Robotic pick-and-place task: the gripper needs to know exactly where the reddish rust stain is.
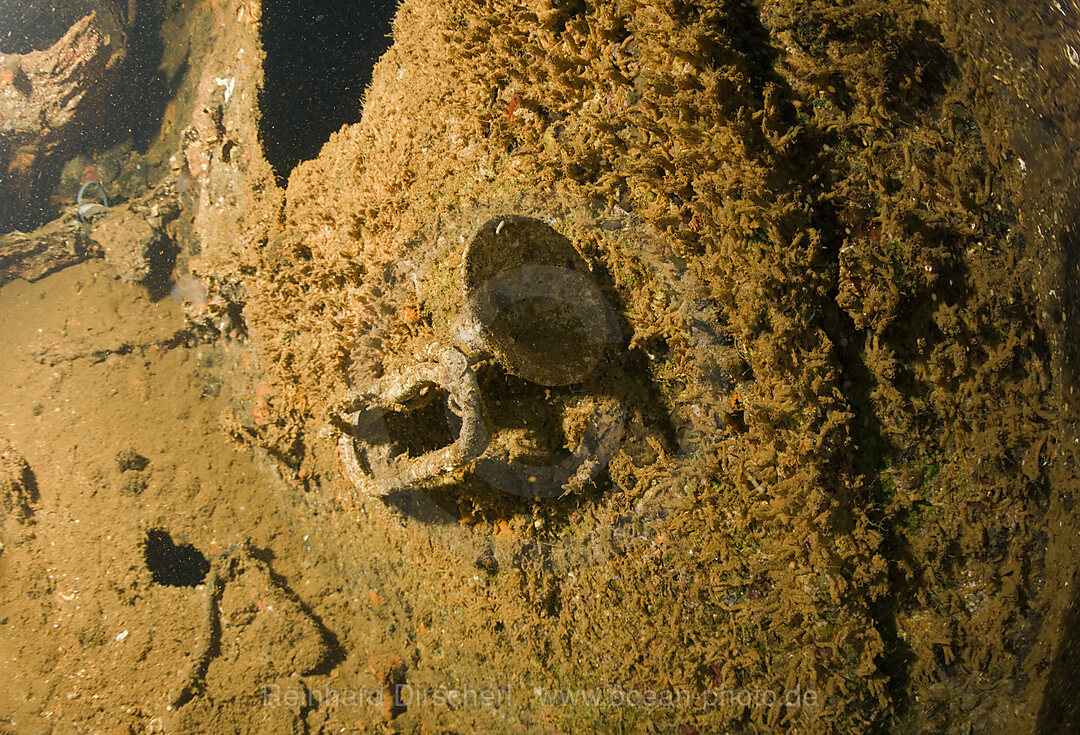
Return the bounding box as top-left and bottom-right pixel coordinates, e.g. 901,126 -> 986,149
80,164 -> 99,185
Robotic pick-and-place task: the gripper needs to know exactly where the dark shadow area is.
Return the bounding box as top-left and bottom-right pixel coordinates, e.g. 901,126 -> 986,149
384,388 -> 457,459
718,0 -> 786,100
0,0 -> 176,233
1035,573 -> 1080,734
259,0 -> 398,185
143,234 -> 180,302
821,214 -> 972,733
143,528 -> 210,587
97,0 -> 175,152
1056,202 -> 1080,404
829,311 -> 917,733
19,463 -> 40,508
0,0 -> 94,54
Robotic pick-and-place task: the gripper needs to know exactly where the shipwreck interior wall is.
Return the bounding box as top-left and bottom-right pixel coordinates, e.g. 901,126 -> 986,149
0,0 -> 1077,733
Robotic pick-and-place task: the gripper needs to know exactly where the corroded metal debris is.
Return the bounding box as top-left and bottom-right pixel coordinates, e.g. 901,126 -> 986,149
338,215 -> 625,500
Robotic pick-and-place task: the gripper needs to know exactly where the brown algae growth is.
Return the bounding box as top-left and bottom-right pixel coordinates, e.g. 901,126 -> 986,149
0,0 -> 1076,733
220,0 -> 1080,732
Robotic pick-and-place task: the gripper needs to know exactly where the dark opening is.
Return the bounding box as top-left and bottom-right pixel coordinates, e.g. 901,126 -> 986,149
143,234 -> 180,302
384,388 -> 457,458
0,2 -> 172,233
100,3 -> 172,152
0,1 -> 90,55
259,0 -> 398,185
143,529 -> 210,587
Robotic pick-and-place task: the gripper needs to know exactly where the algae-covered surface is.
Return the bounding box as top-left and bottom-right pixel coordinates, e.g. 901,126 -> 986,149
0,0 -> 1077,733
